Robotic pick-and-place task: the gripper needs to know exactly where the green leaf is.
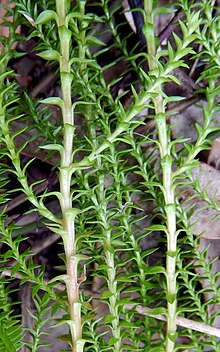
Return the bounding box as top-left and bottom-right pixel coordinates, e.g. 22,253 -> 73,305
86,35 -> 105,47
81,301 -> 93,311
167,250 -> 178,258
168,332 -> 178,343
0,325 -> 17,352
76,339 -> 87,350
149,347 -> 165,352
108,337 -> 119,346
116,276 -> 135,283
97,264 -> 111,270
104,314 -> 116,324
39,97 -> 64,109
147,266 -> 166,275
49,274 -> 69,284
58,26 -> 72,43
65,208 -> 81,219
69,57 -> 96,66
177,306 -> 198,314
71,253 -> 90,265
147,307 -> 167,316
141,248 -> 158,259
61,72 -> 73,86
32,284 -> 41,297
111,239 -> 126,246
37,49 -> 60,61
116,298 -> 137,306
166,293 -> 176,304
104,244 -> 115,253
119,321 -> 139,328
39,143 -> 64,153
147,224 -> 167,232
101,291 -> 114,299
35,10 -> 57,25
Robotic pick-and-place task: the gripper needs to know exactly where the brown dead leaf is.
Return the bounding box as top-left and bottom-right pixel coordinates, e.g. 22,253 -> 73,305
0,0 -> 20,53
171,100 -> 205,145
181,161 -> 220,327
0,0 -> 14,37
182,162 -> 220,239
196,239 -> 220,328
208,138 -> 220,169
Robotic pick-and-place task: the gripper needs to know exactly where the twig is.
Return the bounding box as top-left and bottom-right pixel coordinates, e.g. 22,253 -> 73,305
125,305 -> 220,338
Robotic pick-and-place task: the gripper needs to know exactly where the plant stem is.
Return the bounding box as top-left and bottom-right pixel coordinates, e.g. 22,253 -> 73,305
56,1 -> 82,351
144,1 -> 177,350
84,109 -> 121,351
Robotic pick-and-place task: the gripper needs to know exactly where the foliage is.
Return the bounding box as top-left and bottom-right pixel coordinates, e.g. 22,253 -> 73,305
0,0 -> 220,351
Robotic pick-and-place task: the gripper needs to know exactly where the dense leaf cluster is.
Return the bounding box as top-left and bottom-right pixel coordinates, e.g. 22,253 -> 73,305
0,1 -> 220,351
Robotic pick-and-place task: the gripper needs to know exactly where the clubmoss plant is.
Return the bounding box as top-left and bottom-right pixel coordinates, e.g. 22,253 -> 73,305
1,0 -> 220,351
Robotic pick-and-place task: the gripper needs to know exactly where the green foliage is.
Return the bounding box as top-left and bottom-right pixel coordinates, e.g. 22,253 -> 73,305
24,293 -> 53,351
0,280 -> 24,351
0,0 -> 220,351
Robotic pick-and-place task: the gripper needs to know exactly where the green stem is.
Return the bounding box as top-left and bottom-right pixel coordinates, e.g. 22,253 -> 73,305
85,116 -> 121,350
73,2 -> 122,346
105,230 -> 121,351
56,1 -> 83,351
112,150 -> 150,349
77,0 -> 87,80
144,1 -> 177,351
